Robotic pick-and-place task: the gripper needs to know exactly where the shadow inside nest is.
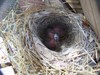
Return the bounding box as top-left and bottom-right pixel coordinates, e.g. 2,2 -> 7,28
35,13 -> 76,52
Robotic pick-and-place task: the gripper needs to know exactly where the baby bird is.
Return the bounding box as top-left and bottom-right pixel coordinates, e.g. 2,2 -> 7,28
44,25 -> 65,51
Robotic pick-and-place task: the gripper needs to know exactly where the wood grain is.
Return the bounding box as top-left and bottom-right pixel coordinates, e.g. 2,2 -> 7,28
80,0 -> 100,39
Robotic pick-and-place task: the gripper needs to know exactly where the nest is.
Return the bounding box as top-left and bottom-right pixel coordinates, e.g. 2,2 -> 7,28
34,13 -> 76,51
0,1 -> 100,75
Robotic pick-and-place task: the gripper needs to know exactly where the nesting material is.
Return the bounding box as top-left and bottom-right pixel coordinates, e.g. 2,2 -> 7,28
0,2 -> 100,75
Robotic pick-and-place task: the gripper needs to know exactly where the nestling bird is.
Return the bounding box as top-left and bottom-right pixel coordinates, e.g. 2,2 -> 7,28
44,25 -> 66,51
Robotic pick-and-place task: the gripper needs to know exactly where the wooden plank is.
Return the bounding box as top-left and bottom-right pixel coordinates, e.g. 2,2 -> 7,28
69,4 -> 81,8
66,0 -> 82,13
66,0 -> 79,4
80,0 -> 100,39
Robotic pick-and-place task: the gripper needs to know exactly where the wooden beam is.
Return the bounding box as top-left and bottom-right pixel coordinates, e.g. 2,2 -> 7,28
80,0 -> 100,39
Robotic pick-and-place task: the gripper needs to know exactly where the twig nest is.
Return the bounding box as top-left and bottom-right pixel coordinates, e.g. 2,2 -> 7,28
29,11 -> 97,70
0,1 -> 99,75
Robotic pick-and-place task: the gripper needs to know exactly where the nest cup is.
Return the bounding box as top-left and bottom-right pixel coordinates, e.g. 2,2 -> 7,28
35,13 -> 76,52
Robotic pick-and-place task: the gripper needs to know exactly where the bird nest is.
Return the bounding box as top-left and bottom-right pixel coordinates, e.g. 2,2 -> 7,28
0,5 -> 100,75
